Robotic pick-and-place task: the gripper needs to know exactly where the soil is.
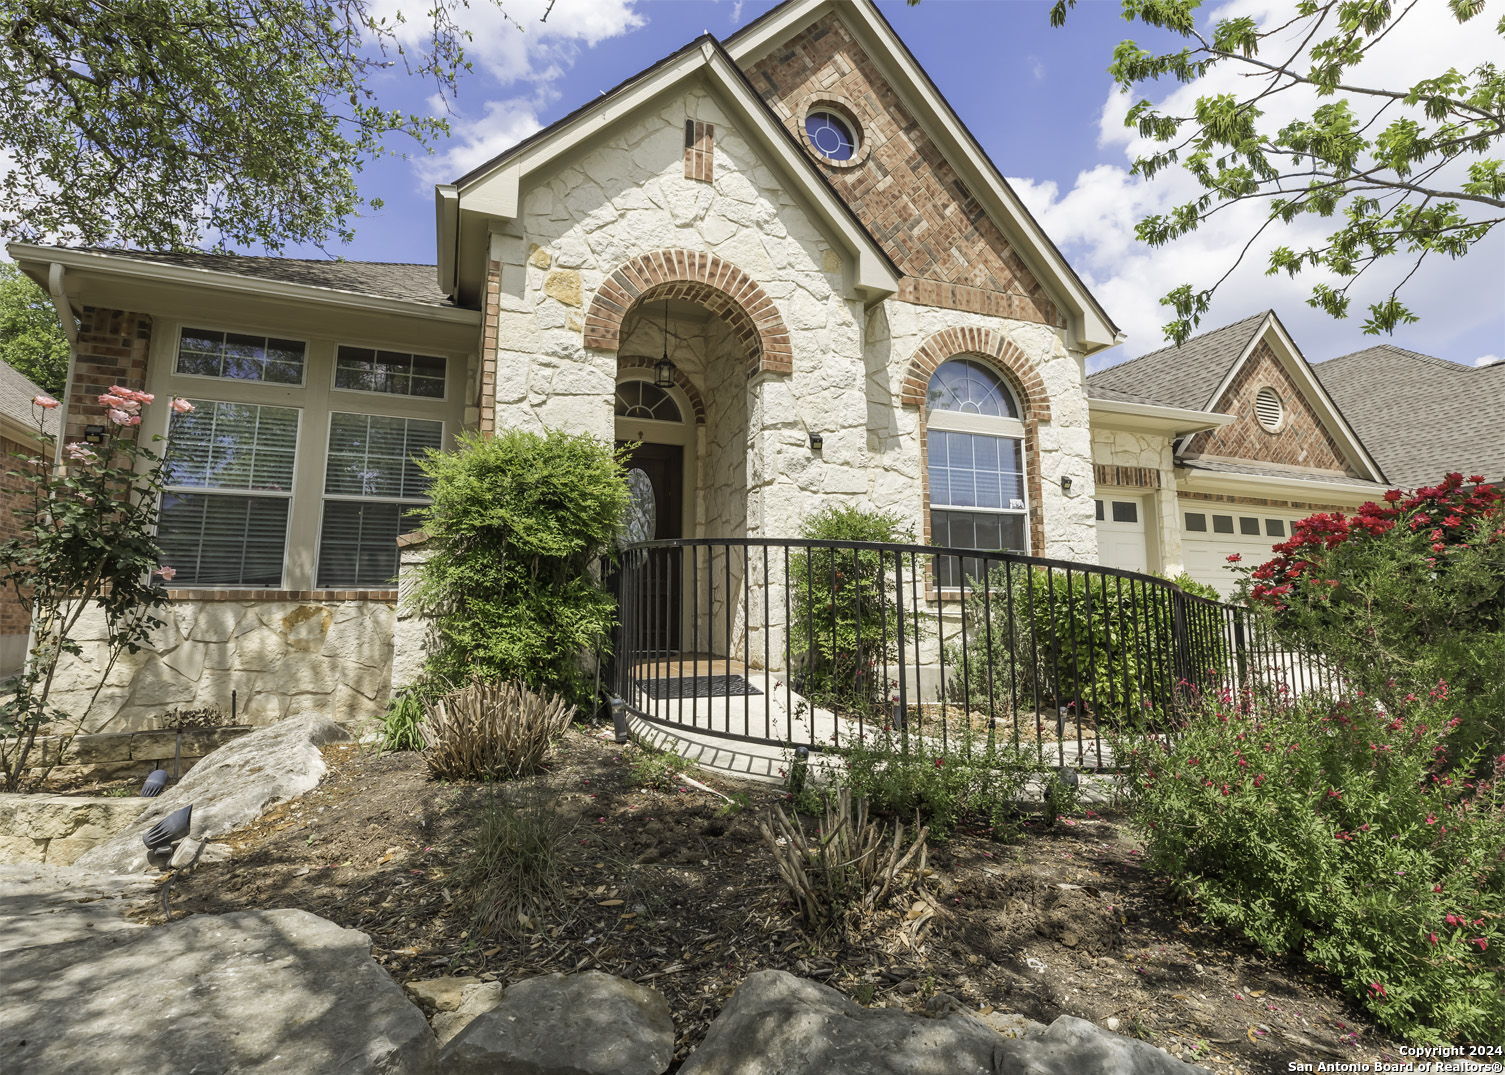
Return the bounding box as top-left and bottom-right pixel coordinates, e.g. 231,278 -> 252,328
163,725 -> 1407,1073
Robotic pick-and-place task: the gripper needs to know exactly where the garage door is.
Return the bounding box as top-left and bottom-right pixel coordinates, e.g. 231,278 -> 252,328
1096,496 -> 1148,574
1180,507 -> 1299,596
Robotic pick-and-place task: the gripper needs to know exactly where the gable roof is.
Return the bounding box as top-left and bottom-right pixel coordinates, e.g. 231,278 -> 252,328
726,0 -> 1120,353
445,34 -> 899,302
1314,344 -> 1505,488
64,248 -> 455,307
1086,313 -> 1267,411
0,358 -> 60,440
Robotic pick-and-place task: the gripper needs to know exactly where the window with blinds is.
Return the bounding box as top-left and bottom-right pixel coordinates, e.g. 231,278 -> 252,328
317,413 -> 443,587
157,400 -> 300,586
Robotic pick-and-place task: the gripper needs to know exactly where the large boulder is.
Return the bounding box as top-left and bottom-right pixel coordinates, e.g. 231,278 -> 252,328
679,970 -> 1209,1075
0,863 -> 153,953
439,970 -> 674,1075
2,908 -> 436,1075
73,715 -> 351,873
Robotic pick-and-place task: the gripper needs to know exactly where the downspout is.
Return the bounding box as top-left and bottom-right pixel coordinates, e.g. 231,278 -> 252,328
45,262 -> 78,464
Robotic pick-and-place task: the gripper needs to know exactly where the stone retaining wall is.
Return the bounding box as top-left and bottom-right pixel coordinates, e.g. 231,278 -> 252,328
0,794 -> 143,865
4,725 -> 252,783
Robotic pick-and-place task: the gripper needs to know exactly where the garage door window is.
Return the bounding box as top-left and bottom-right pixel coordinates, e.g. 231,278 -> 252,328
1184,512 -> 1207,532
1213,515 -> 1235,534
1266,519 -> 1286,536
1239,516 -> 1261,535
926,358 -> 1027,586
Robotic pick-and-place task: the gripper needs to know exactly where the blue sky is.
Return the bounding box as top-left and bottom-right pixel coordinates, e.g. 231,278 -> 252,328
295,0 -> 1504,371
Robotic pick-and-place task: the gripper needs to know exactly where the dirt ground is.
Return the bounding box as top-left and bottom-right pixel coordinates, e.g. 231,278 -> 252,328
163,724 -> 1409,1073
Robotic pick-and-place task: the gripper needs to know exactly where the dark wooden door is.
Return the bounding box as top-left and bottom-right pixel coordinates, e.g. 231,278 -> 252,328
618,442 -> 682,653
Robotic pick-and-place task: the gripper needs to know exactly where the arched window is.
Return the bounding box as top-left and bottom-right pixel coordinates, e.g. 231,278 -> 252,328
926,358 -> 1027,583
614,380 -> 682,423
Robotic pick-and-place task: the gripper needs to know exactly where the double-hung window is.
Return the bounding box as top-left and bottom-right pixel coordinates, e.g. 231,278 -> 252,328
925,358 -> 1028,587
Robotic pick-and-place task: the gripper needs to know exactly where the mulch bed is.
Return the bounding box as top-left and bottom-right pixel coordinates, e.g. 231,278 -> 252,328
162,725 -> 1408,1072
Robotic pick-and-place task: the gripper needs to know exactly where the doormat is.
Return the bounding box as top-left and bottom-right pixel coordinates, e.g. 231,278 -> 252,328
640,674 -> 763,700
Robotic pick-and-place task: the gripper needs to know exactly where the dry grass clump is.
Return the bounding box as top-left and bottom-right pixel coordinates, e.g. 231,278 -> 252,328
759,787 -> 931,936
459,790 -> 578,937
422,678 -> 574,781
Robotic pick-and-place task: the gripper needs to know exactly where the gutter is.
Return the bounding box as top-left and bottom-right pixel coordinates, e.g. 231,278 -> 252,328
1087,396 -> 1234,435
1177,465 -> 1388,500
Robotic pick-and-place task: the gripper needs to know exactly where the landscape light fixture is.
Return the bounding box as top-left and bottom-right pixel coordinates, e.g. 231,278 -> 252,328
654,299 -> 675,387
809,432 -> 824,451
140,769 -> 170,797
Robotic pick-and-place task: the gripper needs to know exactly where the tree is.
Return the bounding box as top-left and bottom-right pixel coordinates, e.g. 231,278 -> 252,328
0,263 -> 69,396
1051,0 -> 1505,343
0,1 -> 513,252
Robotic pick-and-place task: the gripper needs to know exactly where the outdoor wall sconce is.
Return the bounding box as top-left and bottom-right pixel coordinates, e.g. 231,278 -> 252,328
1060,475 -> 1073,494
84,425 -> 107,445
809,432 -> 824,451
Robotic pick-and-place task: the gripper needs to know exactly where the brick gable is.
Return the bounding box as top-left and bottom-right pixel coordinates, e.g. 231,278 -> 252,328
1184,339 -> 1359,475
744,14 -> 1058,327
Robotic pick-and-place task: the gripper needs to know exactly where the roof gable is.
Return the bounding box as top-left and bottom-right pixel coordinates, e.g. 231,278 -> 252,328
727,0 -> 1119,353
1087,313 -> 1266,411
444,36 -> 898,304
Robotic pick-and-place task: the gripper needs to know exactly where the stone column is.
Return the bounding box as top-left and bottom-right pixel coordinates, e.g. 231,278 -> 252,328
392,534 -> 437,691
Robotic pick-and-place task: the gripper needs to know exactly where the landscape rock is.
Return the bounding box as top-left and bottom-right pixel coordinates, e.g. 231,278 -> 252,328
0,863 -> 153,953
73,715 -> 351,873
432,980 -> 507,1045
679,970 -> 1209,1075
2,908 -> 436,1074
404,974 -> 482,1013
439,970 -> 673,1075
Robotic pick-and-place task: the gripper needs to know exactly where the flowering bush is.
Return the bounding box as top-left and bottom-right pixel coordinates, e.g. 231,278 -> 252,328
0,389 -> 189,790
1119,691 -> 1504,1043
1239,473 -> 1505,760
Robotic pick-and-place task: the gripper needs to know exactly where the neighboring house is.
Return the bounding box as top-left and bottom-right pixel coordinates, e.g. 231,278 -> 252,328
1,360 -> 60,677
0,0 -> 1491,727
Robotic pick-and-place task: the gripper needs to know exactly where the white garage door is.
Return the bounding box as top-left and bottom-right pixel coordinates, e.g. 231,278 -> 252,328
1096,496 -> 1148,574
1181,506 -> 1300,596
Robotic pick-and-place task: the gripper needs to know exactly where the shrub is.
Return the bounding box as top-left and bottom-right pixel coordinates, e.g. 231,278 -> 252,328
838,724 -> 1046,839
1238,473 -> 1505,761
422,678 -> 574,781
789,505 -> 912,717
628,743 -> 696,790
1119,691 -> 1504,1044
378,683 -> 437,753
759,787 -> 931,936
413,428 -> 630,704
458,790 -> 577,937
946,565 -> 1231,726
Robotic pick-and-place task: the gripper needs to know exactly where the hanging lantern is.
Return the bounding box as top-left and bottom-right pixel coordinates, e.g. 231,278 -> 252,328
654,299 -> 675,387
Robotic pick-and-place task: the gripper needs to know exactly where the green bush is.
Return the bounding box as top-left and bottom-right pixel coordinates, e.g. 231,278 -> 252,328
1119,691 -> 1504,1044
837,725 -> 1048,838
789,505 -> 912,717
379,681 -> 444,752
946,565 -> 1231,725
1239,474 -> 1505,761
413,429 -> 630,703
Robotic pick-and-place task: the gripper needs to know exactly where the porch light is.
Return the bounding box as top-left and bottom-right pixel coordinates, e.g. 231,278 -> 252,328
1059,475 -> 1073,494
809,432 -> 824,451
654,299 -> 675,387
84,424 -> 107,445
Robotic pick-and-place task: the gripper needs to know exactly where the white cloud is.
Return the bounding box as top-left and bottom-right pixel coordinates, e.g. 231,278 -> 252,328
390,0 -> 645,184
1016,0 -> 1503,367
1475,354 -> 1504,368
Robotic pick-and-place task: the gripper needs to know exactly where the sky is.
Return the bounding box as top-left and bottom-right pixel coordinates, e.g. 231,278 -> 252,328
284,0 -> 1503,371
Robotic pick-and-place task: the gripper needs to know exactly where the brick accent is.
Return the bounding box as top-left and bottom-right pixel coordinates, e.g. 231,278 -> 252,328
164,588 -> 397,603
901,327 -> 1050,557
1095,463 -> 1160,489
479,257 -> 503,435
1183,340 -> 1359,475
66,307 -> 152,444
747,14 -> 1058,327
683,119 -> 715,182
1177,490 -> 1355,513
0,433 -> 43,652
583,250 -> 793,375
617,355 -> 707,423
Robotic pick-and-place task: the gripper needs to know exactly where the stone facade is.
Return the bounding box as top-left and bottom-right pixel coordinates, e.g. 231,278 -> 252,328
0,794 -> 141,865
1183,340 -> 1358,474
48,595 -> 394,733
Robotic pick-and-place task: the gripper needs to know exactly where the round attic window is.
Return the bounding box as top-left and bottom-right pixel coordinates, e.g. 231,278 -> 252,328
804,110 -> 858,162
1255,386 -> 1285,432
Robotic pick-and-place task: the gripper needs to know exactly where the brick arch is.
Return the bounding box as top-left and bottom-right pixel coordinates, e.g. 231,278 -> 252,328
616,356 -> 707,424
899,326 -> 1051,422
901,327 -> 1051,559
583,250 -> 794,376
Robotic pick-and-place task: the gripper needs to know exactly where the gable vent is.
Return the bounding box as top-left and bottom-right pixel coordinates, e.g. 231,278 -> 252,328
1255,386 -> 1284,432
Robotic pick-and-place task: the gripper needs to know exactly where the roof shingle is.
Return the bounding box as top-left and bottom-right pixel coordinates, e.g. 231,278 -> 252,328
1086,312 -> 1268,411
1,359 -> 61,439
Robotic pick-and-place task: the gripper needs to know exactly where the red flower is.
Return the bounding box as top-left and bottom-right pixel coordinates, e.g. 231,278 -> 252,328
1368,982 -> 1386,998
1473,938 -> 1489,952
1225,553 -> 1242,563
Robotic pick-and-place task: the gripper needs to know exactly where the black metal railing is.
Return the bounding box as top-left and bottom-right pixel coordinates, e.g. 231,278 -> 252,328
606,537 -> 1338,768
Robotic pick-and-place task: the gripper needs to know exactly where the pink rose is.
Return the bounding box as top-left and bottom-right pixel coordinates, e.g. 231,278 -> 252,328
65,442 -> 97,462
32,394 -> 60,409
154,566 -> 177,581
124,415 -> 142,426
170,398 -> 195,414
99,394 -> 127,408
107,408 -> 131,425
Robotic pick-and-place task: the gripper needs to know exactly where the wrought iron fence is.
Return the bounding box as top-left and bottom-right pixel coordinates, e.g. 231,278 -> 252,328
605,538 -> 1338,768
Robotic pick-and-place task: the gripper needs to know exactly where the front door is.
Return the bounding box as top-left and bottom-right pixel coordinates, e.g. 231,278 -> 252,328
618,441 -> 683,653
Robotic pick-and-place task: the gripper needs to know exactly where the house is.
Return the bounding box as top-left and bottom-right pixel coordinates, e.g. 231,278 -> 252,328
1,0 -> 1488,730
1,360 -> 60,677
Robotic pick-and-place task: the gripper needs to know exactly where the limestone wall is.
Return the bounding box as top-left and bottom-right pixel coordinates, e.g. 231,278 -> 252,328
48,597 -> 394,733
0,794 -> 142,866
1090,427 -> 1183,575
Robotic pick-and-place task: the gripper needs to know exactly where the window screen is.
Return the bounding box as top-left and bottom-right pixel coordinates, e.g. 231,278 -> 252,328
176,328 -> 305,384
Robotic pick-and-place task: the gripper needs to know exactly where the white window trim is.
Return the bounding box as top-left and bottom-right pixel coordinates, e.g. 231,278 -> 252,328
926,380 -> 1030,558
147,317 -> 466,590
330,343 -> 453,404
